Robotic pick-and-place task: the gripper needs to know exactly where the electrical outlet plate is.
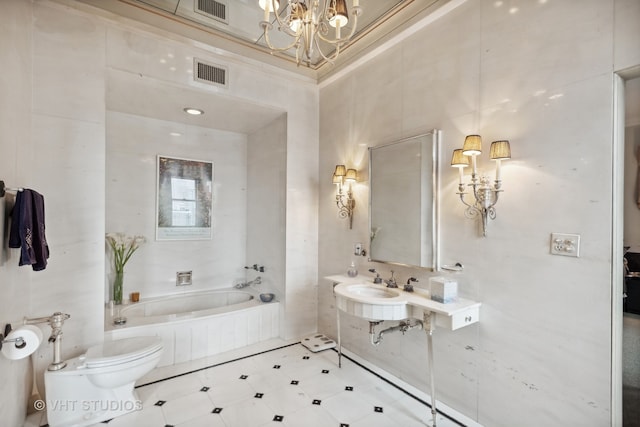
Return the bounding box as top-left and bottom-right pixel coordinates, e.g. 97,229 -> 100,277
550,233 -> 580,257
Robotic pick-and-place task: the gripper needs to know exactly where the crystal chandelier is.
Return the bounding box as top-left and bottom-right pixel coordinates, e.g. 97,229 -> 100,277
258,0 -> 362,66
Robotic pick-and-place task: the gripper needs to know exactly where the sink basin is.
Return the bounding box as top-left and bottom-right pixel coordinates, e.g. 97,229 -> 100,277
334,283 -> 408,320
346,285 -> 399,299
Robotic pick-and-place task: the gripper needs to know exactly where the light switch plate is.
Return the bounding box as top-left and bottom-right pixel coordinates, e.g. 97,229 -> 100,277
550,233 -> 580,257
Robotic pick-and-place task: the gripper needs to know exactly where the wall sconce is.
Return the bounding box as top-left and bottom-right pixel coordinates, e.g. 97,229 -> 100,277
451,135 -> 511,237
332,164 -> 357,229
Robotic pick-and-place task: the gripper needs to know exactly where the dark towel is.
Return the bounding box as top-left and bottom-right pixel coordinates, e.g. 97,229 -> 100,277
9,189 -> 50,271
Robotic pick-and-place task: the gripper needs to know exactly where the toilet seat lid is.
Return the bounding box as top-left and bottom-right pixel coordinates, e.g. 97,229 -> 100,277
84,336 -> 163,368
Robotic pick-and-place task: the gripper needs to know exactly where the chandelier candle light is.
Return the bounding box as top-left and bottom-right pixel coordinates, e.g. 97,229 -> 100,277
451,136 -> 511,237
258,0 -> 362,66
106,233 -> 146,304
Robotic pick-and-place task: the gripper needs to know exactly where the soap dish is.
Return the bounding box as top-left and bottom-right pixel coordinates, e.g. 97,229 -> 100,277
259,293 -> 275,303
113,316 -> 127,326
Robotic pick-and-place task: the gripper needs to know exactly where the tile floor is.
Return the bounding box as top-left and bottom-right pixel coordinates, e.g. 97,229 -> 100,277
26,339 -> 465,427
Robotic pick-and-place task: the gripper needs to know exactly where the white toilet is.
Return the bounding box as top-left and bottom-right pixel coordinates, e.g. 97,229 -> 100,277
44,336 -> 163,427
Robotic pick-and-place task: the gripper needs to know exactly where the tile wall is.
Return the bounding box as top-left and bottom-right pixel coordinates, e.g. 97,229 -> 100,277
106,111 -> 251,300
107,302 -> 280,367
318,0 -> 640,426
0,1 -> 319,426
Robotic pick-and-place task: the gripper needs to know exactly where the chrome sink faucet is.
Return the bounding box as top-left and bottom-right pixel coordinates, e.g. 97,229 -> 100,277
368,268 -> 383,284
404,277 -> 418,292
384,270 -> 398,288
235,276 -> 262,289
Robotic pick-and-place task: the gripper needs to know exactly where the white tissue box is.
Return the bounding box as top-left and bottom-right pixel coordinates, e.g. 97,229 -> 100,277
429,277 -> 458,303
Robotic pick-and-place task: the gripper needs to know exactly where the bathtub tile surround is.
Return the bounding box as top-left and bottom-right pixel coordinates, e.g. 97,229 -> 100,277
106,292 -> 280,367
23,341 -> 464,427
105,22 -> 317,340
106,110 -> 250,300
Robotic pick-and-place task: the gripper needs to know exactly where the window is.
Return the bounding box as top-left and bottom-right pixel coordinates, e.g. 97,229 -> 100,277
156,156 -> 213,240
171,178 -> 197,226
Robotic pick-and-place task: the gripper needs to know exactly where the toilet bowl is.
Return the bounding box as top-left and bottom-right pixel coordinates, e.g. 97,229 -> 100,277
44,336 -> 163,427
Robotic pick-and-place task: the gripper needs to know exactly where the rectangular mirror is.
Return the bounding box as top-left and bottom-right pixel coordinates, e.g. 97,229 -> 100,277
156,155 -> 213,240
368,131 -> 440,270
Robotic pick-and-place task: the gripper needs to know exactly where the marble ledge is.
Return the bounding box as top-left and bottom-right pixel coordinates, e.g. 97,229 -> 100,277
325,274 -> 482,330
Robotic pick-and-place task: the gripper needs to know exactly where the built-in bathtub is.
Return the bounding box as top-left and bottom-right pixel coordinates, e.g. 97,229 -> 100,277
118,290 -> 258,323
104,289 -> 280,367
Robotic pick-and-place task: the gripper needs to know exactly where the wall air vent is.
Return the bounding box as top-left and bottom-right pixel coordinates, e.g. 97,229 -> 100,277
194,59 -> 228,89
195,0 -> 228,24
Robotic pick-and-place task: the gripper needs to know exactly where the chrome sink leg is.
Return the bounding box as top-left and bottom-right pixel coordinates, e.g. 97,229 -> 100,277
333,282 -> 343,368
337,307 -> 342,368
424,312 -> 437,427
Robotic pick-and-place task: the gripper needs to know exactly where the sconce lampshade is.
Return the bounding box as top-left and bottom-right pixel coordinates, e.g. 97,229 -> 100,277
258,0 -> 280,11
345,169 -> 357,182
334,164 -> 347,177
462,134 -> 482,156
329,0 -> 349,28
450,149 -> 470,168
332,174 -> 342,185
490,140 -> 511,160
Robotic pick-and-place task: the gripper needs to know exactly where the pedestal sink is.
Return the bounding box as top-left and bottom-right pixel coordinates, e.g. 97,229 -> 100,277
329,275 -> 482,427
333,283 -> 408,320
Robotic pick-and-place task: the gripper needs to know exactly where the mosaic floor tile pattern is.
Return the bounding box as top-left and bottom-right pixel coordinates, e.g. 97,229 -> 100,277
27,342 -> 464,427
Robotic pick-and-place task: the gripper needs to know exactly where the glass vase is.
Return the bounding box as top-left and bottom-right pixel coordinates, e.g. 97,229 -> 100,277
347,261 -> 358,277
113,270 -> 124,305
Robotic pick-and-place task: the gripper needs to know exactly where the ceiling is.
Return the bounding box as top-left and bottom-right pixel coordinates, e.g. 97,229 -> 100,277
133,0 -> 407,66
76,0 -> 449,79
107,69 -> 286,133
74,0 -> 453,132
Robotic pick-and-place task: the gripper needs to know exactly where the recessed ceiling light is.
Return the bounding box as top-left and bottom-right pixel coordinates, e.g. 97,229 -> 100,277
170,132 -> 182,136
183,107 -> 204,115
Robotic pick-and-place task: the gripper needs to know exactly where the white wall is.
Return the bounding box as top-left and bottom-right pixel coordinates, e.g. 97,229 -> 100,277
0,1 -> 36,426
0,1 -> 318,425
0,1 -> 107,425
247,116 -> 288,322
318,0 -> 640,426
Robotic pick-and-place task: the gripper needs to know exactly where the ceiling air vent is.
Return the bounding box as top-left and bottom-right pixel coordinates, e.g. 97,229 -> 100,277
195,0 -> 228,24
194,59 -> 228,89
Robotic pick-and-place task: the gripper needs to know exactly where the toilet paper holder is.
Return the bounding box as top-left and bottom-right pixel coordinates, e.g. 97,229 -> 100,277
0,324 -> 26,351
1,313 -> 70,368
24,312 -> 71,370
